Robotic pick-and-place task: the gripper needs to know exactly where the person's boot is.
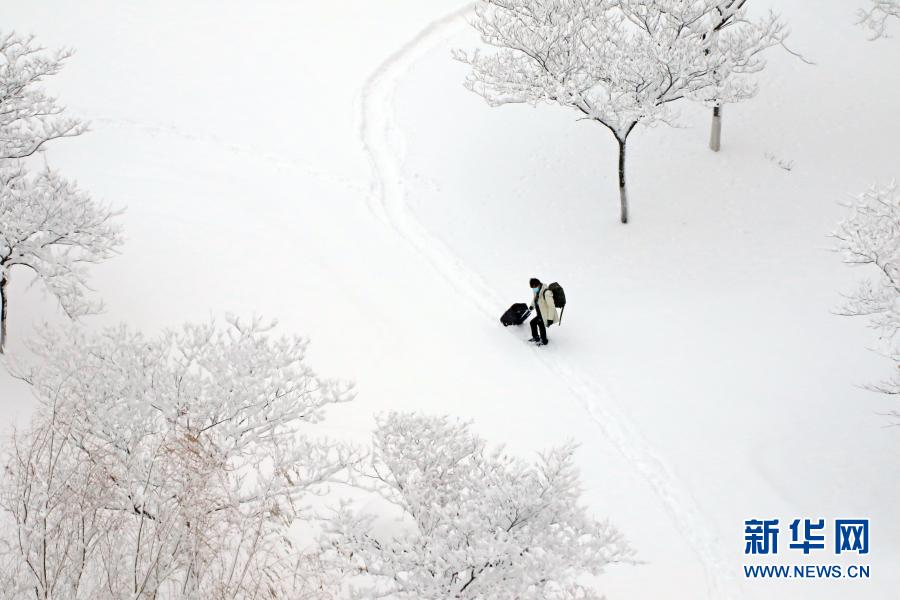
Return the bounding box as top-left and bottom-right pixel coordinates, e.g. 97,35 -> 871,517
528,337 -> 541,343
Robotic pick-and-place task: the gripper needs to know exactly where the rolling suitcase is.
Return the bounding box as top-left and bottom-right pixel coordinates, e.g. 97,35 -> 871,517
500,303 -> 532,326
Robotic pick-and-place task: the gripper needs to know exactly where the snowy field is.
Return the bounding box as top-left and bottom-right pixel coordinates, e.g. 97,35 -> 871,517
2,1 -> 900,598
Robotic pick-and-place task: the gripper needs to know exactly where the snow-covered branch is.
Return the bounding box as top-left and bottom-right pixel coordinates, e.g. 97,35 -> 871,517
0,32 -> 86,160
692,3 -> 788,103
323,413 -> 634,599
859,0 -> 900,39
0,165 -> 123,352
833,182 -> 900,397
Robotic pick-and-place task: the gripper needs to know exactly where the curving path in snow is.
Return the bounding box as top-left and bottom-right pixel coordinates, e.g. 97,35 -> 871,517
358,6 -> 740,599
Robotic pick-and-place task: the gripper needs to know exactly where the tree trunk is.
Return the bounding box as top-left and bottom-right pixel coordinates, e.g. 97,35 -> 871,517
709,105 -> 722,152
0,273 -> 7,354
617,137 -> 628,224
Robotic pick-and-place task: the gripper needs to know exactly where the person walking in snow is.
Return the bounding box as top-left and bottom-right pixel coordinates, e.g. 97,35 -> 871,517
528,277 -> 557,346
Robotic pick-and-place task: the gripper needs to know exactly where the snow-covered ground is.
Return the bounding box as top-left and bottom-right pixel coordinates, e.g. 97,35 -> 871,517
2,1 -> 899,598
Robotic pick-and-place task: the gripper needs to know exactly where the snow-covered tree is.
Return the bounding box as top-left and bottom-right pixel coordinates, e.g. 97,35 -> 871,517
833,182 -> 900,399
859,0 -> 900,39
324,413 -> 634,599
0,318 -> 357,598
0,165 -> 122,353
0,32 -> 107,353
692,1 -> 789,151
456,0 -> 775,222
0,32 -> 86,160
